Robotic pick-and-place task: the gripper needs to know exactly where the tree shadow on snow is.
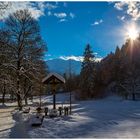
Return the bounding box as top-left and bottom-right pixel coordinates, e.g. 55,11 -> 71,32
42,101 -> 140,138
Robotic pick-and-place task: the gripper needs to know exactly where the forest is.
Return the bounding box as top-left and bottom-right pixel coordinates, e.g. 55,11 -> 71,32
73,39 -> 140,101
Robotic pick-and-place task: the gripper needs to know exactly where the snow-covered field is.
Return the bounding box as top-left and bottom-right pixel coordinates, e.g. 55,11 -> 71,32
0,93 -> 140,138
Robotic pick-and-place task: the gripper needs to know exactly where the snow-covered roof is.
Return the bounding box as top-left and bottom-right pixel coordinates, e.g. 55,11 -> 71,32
42,72 -> 65,84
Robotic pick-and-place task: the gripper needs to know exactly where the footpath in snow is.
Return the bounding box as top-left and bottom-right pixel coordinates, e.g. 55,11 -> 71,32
9,111 -> 30,138
0,104 -> 29,138
0,105 -> 15,138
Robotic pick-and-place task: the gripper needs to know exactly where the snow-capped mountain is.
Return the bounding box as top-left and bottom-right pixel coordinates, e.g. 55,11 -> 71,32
46,59 -> 81,74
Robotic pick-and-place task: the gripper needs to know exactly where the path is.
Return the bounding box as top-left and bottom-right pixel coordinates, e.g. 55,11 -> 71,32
0,105 -> 30,138
9,110 -> 30,138
0,106 -> 15,138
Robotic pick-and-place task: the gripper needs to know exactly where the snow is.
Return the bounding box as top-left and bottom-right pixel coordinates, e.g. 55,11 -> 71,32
42,72 -> 65,84
0,106 -> 15,138
9,111 -> 30,138
0,93 -> 140,138
30,114 -> 43,125
39,92 -> 73,104
28,95 -> 140,138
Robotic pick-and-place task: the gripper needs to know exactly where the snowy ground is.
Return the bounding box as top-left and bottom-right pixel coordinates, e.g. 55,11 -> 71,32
0,93 -> 140,138
0,105 -> 15,138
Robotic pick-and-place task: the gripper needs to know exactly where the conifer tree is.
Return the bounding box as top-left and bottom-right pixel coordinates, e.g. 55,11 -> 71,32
114,46 -> 121,83
79,44 -> 96,99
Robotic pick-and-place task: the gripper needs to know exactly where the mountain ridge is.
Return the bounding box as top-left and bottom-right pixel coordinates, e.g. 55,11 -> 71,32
46,58 -> 81,75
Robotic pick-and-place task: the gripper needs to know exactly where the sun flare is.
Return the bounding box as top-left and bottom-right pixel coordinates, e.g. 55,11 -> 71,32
127,26 -> 138,40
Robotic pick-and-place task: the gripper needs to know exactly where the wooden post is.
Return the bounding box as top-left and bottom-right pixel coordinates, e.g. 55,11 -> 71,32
69,59 -> 72,115
69,91 -> 72,114
52,79 -> 56,109
53,89 -> 56,109
39,83 -> 42,108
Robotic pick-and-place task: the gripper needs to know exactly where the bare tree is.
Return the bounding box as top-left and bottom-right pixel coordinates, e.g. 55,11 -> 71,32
0,2 -> 10,17
1,9 -> 47,109
0,2 -> 9,9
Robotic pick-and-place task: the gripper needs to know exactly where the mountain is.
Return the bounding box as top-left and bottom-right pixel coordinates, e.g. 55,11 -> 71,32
46,59 -> 81,75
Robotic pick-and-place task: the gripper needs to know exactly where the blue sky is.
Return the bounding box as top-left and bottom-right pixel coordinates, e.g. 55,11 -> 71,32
39,2 -> 125,60
1,1 -> 140,61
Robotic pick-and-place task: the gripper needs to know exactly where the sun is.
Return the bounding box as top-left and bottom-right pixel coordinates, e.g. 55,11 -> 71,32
127,26 -> 139,40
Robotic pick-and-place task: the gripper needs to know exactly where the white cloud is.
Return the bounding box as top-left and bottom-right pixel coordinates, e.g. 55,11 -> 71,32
0,2 -> 47,20
47,11 -> 52,16
70,12 -> 75,18
38,2 -> 46,10
54,12 -> 67,18
63,2 -> 67,7
95,58 -> 102,62
0,2 -> 75,22
94,52 -> 98,55
114,2 -> 126,10
91,19 -> 103,26
59,55 -> 84,62
117,15 -> 125,21
59,55 -> 102,62
46,54 -> 51,57
93,22 -> 99,25
114,2 -> 140,21
53,12 -> 75,21
45,3 -> 57,10
0,2 -> 59,21
59,18 -> 67,22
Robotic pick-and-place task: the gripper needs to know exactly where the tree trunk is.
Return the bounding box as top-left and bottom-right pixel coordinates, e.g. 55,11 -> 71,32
17,78 -> 22,110
17,94 -> 22,110
17,53 -> 23,110
10,92 -> 14,102
132,93 -> 135,101
17,70 -> 22,110
2,92 -> 6,105
132,81 -> 136,101
39,95 -> 41,108
69,91 -> 72,114
53,89 -> 56,109
2,81 -> 6,104
24,97 -> 28,105
124,92 -> 128,100
31,95 -> 33,102
23,78 -> 28,105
